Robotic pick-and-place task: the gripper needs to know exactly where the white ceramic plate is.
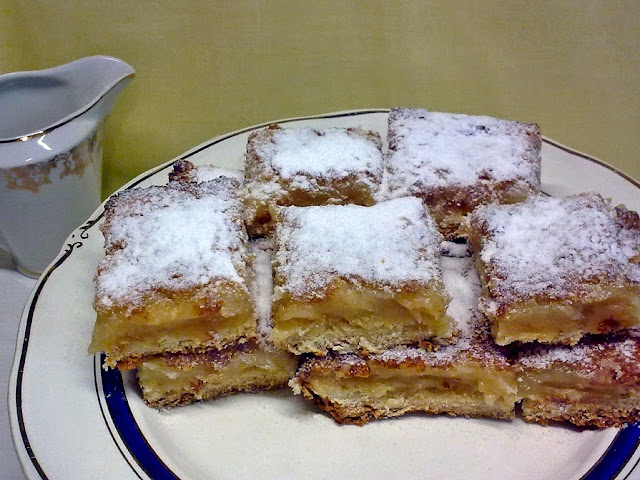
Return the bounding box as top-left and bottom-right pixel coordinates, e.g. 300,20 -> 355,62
9,110 -> 640,480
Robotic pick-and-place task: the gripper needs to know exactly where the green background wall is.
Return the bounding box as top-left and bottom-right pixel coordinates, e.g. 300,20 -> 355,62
2,0 -> 638,195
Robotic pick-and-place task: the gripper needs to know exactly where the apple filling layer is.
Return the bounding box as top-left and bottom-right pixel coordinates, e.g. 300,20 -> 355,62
91,285 -> 255,369
271,279 -> 451,354
518,371 -> 640,428
491,286 -> 640,346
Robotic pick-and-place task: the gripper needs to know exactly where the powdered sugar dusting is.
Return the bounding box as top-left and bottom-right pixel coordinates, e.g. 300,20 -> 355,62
471,194 -> 640,309
96,180 -> 248,308
248,239 -> 274,339
274,197 -> 443,298
386,108 -> 540,193
440,255 -> 480,342
190,165 -> 244,184
255,126 -> 383,181
242,178 -> 285,205
440,240 -> 472,258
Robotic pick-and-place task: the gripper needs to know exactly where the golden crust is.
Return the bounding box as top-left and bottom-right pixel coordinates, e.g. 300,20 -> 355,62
296,389 -> 515,426
293,382 -> 514,426
292,313 -> 511,375
117,340 -> 258,371
516,334 -> 640,385
273,261 -> 446,302
520,400 -> 640,428
142,373 -> 290,409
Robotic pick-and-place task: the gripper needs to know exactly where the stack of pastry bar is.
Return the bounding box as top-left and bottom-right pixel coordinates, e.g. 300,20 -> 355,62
466,193 -> 640,427
89,123 -> 390,407
89,107 -> 640,429
89,168 -> 297,407
287,108 -> 542,424
282,109 -> 640,427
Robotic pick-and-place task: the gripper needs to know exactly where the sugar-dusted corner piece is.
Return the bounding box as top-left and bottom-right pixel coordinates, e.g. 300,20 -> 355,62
169,159 -> 244,185
90,178 -> 255,368
137,239 -> 299,408
290,254 -> 519,425
516,334 -> 640,427
243,124 -> 384,236
385,107 -> 541,238
466,193 -> 640,346
270,196 -> 451,355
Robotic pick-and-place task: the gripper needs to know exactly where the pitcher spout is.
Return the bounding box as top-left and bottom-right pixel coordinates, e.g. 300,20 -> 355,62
0,56 -> 134,169
0,55 -> 135,142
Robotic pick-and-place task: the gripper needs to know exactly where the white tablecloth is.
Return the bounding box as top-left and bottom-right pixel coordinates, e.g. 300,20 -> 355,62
1,250 -> 35,480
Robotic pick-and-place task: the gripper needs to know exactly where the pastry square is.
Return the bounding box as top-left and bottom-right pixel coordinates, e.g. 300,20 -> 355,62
137,240 -> 299,408
386,107 -> 541,238
270,196 -> 451,355
465,193 -> 640,346
290,254 -> 519,425
516,334 -> 640,427
169,159 -> 244,184
243,124 -> 384,236
90,179 -> 255,368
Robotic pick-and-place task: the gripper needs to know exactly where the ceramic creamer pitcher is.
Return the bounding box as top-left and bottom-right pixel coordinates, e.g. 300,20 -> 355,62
0,56 -> 134,277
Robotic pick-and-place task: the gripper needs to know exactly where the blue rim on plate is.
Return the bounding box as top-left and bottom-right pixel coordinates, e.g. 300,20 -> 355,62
14,109 -> 640,480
